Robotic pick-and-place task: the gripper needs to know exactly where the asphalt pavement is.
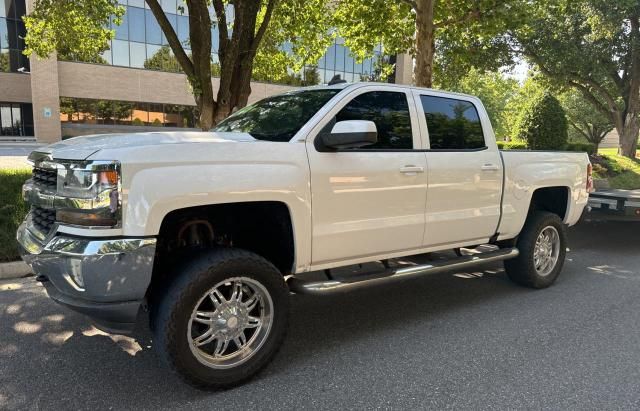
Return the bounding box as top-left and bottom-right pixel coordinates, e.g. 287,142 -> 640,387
1,220 -> 640,410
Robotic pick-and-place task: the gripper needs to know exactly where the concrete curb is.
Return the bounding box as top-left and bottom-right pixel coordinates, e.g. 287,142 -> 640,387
0,261 -> 33,280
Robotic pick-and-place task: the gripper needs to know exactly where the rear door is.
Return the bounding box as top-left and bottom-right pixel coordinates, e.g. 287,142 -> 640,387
413,92 -> 503,247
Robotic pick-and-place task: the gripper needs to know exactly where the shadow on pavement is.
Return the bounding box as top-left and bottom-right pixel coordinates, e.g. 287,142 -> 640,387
0,219 -> 637,409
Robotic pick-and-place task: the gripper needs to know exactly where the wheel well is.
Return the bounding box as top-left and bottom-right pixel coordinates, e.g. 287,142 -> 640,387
150,202 -> 295,289
529,186 -> 569,220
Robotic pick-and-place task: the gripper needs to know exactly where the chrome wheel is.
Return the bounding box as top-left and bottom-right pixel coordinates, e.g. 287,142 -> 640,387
187,277 -> 273,369
533,226 -> 560,276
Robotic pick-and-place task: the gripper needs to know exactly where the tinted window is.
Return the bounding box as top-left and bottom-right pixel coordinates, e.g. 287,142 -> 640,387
213,89 -> 339,142
420,95 -> 485,150
336,91 -> 413,150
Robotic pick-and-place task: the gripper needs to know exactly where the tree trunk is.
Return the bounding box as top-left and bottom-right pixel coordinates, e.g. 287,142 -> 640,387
619,15 -> 640,158
618,114 -> 640,158
413,0 -> 435,88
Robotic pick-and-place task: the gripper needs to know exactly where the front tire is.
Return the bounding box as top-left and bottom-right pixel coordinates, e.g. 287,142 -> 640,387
504,211 -> 567,289
153,248 -> 289,389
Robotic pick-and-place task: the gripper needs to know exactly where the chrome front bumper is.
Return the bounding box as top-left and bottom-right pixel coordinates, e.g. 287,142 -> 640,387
17,222 -> 156,334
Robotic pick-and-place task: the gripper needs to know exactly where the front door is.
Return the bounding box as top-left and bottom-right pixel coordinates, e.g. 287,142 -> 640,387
306,87 -> 428,266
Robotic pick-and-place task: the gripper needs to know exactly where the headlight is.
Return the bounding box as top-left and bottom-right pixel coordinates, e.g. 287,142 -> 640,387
55,161 -> 121,227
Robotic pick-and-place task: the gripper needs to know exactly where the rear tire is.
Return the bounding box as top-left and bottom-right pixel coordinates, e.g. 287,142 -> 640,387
504,211 -> 567,289
152,248 -> 289,390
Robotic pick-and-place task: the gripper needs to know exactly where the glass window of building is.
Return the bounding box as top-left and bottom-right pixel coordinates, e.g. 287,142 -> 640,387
132,102 -> 149,124
161,0 -> 177,13
112,39 -> 130,66
177,15 -> 189,47
114,11 -> 128,40
130,41 -> 146,68
145,9 -> 162,44
0,104 -> 12,133
60,98 -> 199,129
0,102 -> 33,136
128,6 -> 146,43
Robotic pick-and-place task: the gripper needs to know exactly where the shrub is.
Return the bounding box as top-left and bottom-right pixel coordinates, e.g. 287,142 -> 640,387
505,141 -> 528,150
498,140 -> 528,150
591,163 -> 608,178
132,117 -> 144,126
515,93 -> 568,150
565,142 -> 596,155
0,168 -> 31,262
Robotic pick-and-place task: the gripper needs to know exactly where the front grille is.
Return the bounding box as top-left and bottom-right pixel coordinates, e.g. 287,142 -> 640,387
32,167 -> 57,189
31,206 -> 56,234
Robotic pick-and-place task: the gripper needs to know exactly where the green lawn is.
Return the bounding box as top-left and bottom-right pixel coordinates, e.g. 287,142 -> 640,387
0,168 -> 31,262
594,148 -> 640,190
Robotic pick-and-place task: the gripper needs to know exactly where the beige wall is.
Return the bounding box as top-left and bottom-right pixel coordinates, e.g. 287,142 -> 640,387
57,61 -> 295,107
0,73 -> 32,102
30,56 -> 62,143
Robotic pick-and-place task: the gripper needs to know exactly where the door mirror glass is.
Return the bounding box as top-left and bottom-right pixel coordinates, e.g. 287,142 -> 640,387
321,120 -> 378,149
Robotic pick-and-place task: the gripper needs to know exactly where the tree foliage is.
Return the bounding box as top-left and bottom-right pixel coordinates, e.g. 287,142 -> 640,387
25,0 -> 316,129
443,68 -> 520,140
333,0 -> 526,88
512,0 -> 640,158
23,0 -> 124,61
515,93 -> 568,150
559,89 -> 614,150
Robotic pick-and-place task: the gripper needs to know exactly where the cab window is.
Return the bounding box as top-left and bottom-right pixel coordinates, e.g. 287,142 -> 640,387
420,95 -> 485,150
335,91 -> 413,150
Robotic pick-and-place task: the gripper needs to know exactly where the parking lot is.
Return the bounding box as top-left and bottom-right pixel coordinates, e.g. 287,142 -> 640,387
1,219 -> 639,410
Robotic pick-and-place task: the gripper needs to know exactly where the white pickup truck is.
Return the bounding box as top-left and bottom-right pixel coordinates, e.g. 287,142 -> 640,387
18,83 -> 591,389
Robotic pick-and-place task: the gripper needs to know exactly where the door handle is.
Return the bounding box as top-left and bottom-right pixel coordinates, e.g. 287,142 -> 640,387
399,165 -> 424,174
481,163 -> 500,172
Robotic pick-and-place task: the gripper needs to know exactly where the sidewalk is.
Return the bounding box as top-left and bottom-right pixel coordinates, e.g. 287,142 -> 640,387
0,142 -> 43,158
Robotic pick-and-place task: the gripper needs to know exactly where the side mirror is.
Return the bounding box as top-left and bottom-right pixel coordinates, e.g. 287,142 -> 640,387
321,120 -> 378,150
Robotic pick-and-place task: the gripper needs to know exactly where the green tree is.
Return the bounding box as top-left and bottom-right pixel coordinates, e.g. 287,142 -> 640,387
24,0 -> 330,129
560,90 -> 614,152
333,0 -> 527,88
501,75 -> 550,140
512,0 -> 640,158
444,68 -> 520,140
515,92 -> 568,150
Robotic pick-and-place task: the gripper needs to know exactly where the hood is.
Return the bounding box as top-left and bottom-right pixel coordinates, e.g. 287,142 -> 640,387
35,131 -> 257,161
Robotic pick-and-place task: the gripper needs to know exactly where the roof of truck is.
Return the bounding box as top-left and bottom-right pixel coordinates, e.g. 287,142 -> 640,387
290,82 -> 481,101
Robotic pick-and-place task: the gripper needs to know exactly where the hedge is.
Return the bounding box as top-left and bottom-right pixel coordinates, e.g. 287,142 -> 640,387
565,142 -> 596,155
497,141 -> 528,150
515,93 -> 568,150
497,140 -> 595,154
0,168 -> 31,262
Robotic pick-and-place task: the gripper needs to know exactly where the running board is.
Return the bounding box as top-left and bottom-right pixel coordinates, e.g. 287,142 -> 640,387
287,248 -> 519,295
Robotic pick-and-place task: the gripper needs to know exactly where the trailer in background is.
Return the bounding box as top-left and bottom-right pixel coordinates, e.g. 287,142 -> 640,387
587,189 -> 640,221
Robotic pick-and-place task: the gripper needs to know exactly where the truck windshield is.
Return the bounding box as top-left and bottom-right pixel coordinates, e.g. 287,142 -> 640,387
212,89 -> 340,142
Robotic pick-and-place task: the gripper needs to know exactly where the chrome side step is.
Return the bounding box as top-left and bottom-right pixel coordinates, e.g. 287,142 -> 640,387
287,248 -> 519,295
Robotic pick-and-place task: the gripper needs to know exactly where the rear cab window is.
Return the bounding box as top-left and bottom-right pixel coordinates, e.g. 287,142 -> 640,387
419,95 -> 486,150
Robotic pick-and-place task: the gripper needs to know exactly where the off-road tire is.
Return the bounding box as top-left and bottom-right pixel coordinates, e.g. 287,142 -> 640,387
504,211 -> 567,289
152,248 -> 289,390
